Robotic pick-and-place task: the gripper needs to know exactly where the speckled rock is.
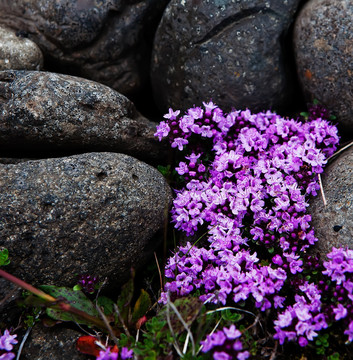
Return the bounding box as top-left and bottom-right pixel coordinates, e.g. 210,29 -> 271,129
309,147 -> 353,258
0,70 -> 166,164
0,0 -> 168,97
0,152 -> 172,288
0,277 -> 22,329
20,324 -> 87,360
0,25 -> 43,70
294,0 -> 353,130
151,0 -> 301,113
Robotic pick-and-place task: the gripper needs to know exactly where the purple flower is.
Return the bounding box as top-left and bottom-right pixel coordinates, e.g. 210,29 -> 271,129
154,121 -> 171,140
213,351 -> 231,360
120,347 -> 133,359
237,351 -> 250,360
344,321 -> 353,342
333,304 -> 348,320
223,325 -> 241,339
171,137 -> 189,151
0,330 -> 17,352
96,347 -> 118,360
164,108 -> 180,120
0,353 -> 15,360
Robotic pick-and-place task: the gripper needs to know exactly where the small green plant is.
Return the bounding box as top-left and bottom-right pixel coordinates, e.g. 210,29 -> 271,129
0,247 -> 10,266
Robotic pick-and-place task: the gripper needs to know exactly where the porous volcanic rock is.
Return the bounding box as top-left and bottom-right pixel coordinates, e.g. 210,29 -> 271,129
0,0 -> 168,97
0,70 -> 166,164
151,0 -> 301,114
0,25 -> 43,71
309,147 -> 353,258
294,0 -> 353,130
0,152 -> 172,288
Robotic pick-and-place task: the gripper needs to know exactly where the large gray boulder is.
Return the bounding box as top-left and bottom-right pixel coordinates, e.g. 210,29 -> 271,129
0,152 -> 172,288
151,0 -> 301,113
294,0 -> 353,130
309,146 -> 353,258
0,0 -> 168,97
0,70 -> 166,164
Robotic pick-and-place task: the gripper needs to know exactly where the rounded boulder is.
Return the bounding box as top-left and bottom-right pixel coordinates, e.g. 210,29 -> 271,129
294,0 -> 353,130
0,152 -> 172,288
151,0 -> 301,113
309,146 -> 353,258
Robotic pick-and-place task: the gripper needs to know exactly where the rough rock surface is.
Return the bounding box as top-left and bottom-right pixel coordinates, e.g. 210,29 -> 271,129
294,0 -> 353,130
0,152 -> 171,288
0,277 -> 22,329
0,0 -> 168,97
309,147 -> 353,258
20,324 -> 87,360
151,0 -> 301,114
0,70 -> 166,163
0,25 -> 43,71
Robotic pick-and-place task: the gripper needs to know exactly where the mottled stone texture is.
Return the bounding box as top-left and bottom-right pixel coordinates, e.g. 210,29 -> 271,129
0,0 -> 168,97
0,70 -> 166,163
0,152 -> 172,288
294,0 -> 353,130
20,324 -> 87,360
151,0 -> 300,114
0,25 -> 43,70
309,147 -> 353,258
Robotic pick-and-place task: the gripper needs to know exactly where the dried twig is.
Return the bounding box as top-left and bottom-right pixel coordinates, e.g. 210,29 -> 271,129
154,252 -> 163,293
318,173 -> 327,207
326,140 -> 353,163
165,294 -> 183,358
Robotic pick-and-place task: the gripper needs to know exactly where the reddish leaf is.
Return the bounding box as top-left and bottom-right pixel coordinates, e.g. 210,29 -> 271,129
136,315 -> 148,330
76,336 -> 101,357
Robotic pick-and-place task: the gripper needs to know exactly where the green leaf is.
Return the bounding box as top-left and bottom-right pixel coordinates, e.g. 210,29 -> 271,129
73,284 -> 82,291
116,274 -> 135,325
221,309 -> 243,322
157,165 -> 171,177
132,289 -> 152,324
38,285 -> 99,326
97,296 -> 115,315
0,248 -> 10,266
328,352 -> 340,360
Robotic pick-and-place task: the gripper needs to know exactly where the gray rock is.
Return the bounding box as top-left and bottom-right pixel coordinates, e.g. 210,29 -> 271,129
151,0 -> 300,113
0,70 -> 166,164
294,0 -> 353,130
309,146 -> 353,258
0,0 -> 168,97
0,25 -> 43,70
20,324 -> 87,360
0,277 -> 22,329
0,152 -> 171,288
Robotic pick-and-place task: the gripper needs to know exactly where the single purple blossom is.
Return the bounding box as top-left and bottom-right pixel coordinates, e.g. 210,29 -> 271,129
0,330 -> 17,352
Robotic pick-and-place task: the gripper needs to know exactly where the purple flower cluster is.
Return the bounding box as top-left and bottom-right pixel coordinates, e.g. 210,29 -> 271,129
322,247 -> 353,342
274,281 -> 327,346
0,329 -> 17,360
155,102 -> 341,352
96,347 -> 133,360
77,274 -> 100,294
161,243 -> 287,311
200,324 -> 250,360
